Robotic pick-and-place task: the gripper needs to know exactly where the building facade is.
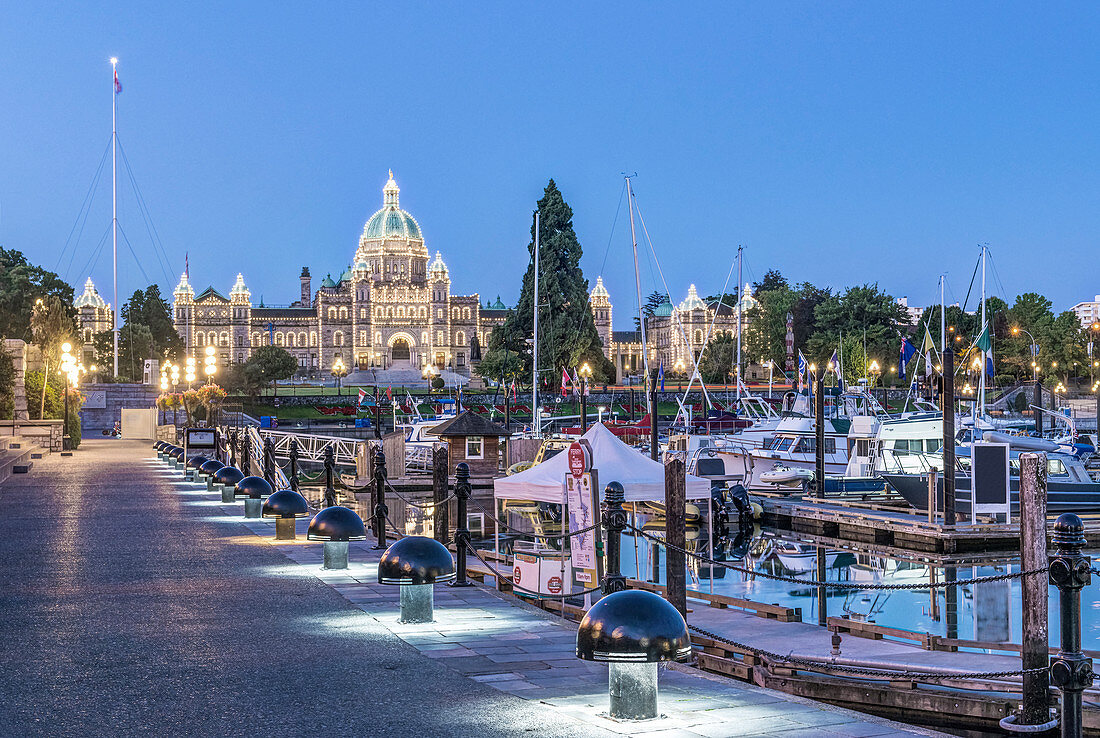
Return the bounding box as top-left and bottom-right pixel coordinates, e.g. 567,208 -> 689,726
74,277 -> 113,362
1072,295 -> 1100,330
167,172 -> 510,377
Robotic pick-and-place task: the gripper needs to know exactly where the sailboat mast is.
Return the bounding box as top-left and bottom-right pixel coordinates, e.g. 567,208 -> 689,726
736,245 -> 743,400
939,274 -> 946,354
111,57 -> 119,378
978,245 -> 987,417
626,176 -> 650,415
531,211 -> 540,433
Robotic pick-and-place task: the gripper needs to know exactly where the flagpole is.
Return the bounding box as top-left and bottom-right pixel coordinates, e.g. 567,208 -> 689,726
625,175 -> 650,417
111,57 -> 119,378
531,210 -> 540,434
735,245 -> 742,400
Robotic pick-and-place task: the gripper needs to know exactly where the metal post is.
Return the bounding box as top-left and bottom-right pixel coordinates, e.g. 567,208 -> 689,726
815,373 -> 825,498
664,457 -> 687,618
374,389 -> 382,440
241,431 -> 251,477
432,445 -> 449,544
1017,452 -> 1051,728
629,387 -> 635,423
649,368 -> 659,461
61,373 -> 72,455
602,481 -> 627,595
263,438 -> 275,488
372,446 -> 387,548
942,347 -> 956,525
289,439 -> 300,493
927,467 -> 938,524
452,462 -> 472,587
1035,379 -> 1045,436
1049,513 -> 1093,738
580,377 -> 587,433
322,447 -> 337,508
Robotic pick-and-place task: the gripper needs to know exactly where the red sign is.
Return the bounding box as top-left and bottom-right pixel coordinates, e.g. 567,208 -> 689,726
547,576 -> 562,594
568,442 -> 590,478
513,566 -> 521,584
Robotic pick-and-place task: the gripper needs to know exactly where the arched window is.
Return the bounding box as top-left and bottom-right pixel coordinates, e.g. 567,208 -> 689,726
359,331 -> 366,346
197,333 -> 205,346
419,306 -> 426,319
359,308 -> 366,319
298,332 -> 306,347
339,307 -> 348,320
694,330 -> 703,344
421,331 -> 428,345
397,306 -> 405,318
310,331 -> 318,347
437,308 -> 443,319
387,307 -> 393,318
463,308 -> 471,320
327,307 -> 336,319
334,331 -> 344,347
220,332 -> 229,347
275,332 -> 284,346
456,330 -> 466,346
375,331 -> 382,344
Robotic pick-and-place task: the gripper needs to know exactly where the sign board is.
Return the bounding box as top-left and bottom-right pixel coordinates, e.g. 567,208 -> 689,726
565,472 -> 598,571
513,551 -> 565,595
185,427 -> 218,451
567,441 -> 591,478
972,441 -> 1010,517
83,389 -> 107,409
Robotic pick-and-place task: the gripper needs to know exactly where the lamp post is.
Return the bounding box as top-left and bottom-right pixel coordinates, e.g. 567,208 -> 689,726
59,342 -> 80,456
203,345 -> 217,384
1012,326 -> 1039,381
580,362 -> 592,432
185,355 -> 196,389
765,359 -> 774,399
331,357 -> 347,395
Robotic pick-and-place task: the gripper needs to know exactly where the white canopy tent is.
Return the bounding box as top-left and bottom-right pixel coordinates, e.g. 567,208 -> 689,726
493,422 -> 710,502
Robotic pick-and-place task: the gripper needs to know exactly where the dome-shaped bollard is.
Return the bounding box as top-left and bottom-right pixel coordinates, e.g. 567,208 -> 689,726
378,536 -> 456,624
200,459 -> 225,488
153,441 -> 165,459
214,466 -> 245,502
576,590 -> 692,720
159,444 -> 176,462
234,476 -> 273,518
262,489 -> 310,540
185,455 -> 209,482
169,447 -> 186,470
307,506 -> 367,570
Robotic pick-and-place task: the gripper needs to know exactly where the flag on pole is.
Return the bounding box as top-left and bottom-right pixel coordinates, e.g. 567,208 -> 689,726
899,337 -> 917,380
114,69 -> 122,94
357,389 -> 366,408
571,368 -> 580,396
797,351 -> 807,393
920,326 -> 935,378
561,368 -> 569,397
975,324 -> 992,353
658,360 -> 665,392
829,348 -> 845,391
510,378 -> 517,400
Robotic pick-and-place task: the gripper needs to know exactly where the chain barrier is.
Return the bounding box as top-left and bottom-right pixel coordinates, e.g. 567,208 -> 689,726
688,624 -> 1046,681
630,524 -> 1047,591
463,542 -> 604,601
382,478 -> 458,510
465,496 -> 601,541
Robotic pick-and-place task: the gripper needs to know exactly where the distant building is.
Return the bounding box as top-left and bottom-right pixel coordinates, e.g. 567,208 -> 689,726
74,277 -> 113,361
1072,295 -> 1100,329
896,297 -> 923,326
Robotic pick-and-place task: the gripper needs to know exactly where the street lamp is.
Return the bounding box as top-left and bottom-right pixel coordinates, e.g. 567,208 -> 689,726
1012,326 -> 1039,381
580,362 -> 592,433
59,342 -> 81,455
203,345 -> 217,383
185,355 -> 197,388
764,359 -> 774,398
331,357 -> 347,394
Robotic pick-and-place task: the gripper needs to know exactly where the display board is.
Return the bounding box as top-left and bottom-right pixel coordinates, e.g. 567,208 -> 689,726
972,441 -> 1010,517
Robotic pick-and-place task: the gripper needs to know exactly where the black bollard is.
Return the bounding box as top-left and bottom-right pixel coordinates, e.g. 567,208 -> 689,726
372,446 -> 387,549
263,438 -> 275,488
241,432 -> 251,477
452,462 -> 473,587
1049,513 -> 1093,738
322,447 -> 337,508
602,481 -> 627,595
289,439 -> 300,493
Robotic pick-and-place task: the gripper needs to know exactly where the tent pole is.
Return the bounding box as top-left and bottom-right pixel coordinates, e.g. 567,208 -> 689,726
708,494 -> 714,595
632,509 -> 640,582
494,495 -> 500,559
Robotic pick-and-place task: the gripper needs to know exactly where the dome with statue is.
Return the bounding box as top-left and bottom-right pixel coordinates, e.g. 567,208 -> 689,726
358,171 -> 426,258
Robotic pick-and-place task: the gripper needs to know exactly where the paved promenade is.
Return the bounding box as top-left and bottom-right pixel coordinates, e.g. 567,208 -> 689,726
0,440 -> 942,737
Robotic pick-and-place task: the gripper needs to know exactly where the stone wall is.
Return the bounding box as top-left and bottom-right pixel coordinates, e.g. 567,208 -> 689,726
3,339 -> 29,420
79,383 -> 159,432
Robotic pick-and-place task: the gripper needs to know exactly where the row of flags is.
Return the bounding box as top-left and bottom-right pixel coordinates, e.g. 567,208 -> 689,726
560,367 -> 591,397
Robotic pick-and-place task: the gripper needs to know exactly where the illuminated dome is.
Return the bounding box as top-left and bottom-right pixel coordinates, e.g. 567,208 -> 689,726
653,295 -> 673,318
361,170 -> 423,242
678,284 -> 707,313
229,273 -> 250,302
590,276 -> 610,301
75,278 -> 107,309
429,251 -> 449,279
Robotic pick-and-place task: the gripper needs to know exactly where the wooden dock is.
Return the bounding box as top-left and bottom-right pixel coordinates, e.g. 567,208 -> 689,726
762,495 -> 1100,556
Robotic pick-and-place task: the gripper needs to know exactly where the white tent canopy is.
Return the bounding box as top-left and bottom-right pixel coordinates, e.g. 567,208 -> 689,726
493,422 -> 710,502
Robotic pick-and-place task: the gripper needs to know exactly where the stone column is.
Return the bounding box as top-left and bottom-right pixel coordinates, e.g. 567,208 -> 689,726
5,339 -> 29,420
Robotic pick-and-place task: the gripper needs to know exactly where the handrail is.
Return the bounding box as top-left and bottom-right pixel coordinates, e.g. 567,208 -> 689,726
246,426 -> 290,488
257,429 -> 361,466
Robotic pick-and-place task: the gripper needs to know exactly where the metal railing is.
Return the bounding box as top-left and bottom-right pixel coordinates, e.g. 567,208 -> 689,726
256,429 -> 361,467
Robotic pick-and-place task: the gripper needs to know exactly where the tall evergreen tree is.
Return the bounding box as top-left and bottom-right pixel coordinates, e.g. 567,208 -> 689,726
487,180 -> 614,382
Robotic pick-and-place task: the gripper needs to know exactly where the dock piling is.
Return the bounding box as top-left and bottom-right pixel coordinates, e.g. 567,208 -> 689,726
432,445 -> 449,545
1018,452 -> 1051,728
664,457 -> 687,618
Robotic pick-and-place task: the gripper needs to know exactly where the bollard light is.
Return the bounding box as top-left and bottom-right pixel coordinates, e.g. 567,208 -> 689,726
199,459 -> 225,488
576,589 -> 692,720
235,476 -> 273,519
169,447 -> 186,469
213,466 -> 245,503
307,505 -> 367,570
262,489 -> 310,540
378,536 -> 456,624
185,455 -> 209,482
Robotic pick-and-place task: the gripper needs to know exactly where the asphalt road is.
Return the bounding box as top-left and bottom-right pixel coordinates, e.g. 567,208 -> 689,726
0,439 -> 611,738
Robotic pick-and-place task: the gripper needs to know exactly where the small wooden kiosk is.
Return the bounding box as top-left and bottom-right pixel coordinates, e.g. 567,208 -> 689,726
427,411 -> 511,477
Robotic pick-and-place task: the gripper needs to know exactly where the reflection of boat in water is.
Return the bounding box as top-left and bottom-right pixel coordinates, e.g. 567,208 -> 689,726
772,541 -> 842,573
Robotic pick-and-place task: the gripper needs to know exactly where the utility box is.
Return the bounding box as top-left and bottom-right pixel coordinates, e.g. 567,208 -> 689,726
513,544 -> 567,597
121,408 -> 157,440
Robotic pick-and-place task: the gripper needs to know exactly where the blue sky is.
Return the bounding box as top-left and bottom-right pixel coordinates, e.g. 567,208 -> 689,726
3,3 -> 1099,328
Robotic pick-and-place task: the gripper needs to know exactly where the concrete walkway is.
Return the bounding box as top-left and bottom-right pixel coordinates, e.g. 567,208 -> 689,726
0,440 -> 941,737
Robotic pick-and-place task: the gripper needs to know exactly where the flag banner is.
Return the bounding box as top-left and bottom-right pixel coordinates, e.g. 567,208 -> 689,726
571,368 -> 580,396
829,348 -> 845,391
357,389 -> 366,408
921,326 -> 935,377
386,386 -> 392,401
561,368 -> 569,397
114,69 -> 122,94
899,337 -> 917,380
510,378 -> 517,400
797,351 -> 807,393
975,324 -> 992,353
658,360 -> 665,392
